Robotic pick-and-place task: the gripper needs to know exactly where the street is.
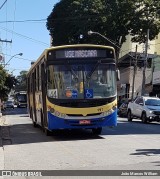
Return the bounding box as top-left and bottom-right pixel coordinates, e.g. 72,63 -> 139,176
0,107 -> 160,177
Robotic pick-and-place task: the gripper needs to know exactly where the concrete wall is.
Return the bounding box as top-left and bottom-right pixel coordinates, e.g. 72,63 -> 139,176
119,33 -> 160,58
118,67 -> 152,99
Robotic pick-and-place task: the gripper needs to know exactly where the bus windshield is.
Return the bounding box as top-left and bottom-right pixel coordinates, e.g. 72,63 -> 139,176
17,94 -> 27,102
47,63 -> 116,99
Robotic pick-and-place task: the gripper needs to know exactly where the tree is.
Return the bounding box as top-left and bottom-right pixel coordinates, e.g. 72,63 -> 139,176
46,0 -> 160,55
129,0 -> 160,43
0,65 -> 17,100
14,70 -> 28,92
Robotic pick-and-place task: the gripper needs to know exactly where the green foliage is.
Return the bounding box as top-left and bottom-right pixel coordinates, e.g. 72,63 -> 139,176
0,65 -> 17,100
129,0 -> 160,43
14,70 -> 28,92
0,65 -> 6,91
46,0 -> 160,53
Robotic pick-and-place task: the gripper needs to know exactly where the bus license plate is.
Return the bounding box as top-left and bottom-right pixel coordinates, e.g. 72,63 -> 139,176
79,120 -> 91,124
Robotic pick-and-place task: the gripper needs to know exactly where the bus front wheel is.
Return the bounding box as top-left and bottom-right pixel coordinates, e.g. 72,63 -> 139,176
92,127 -> 102,135
33,121 -> 37,128
45,128 -> 52,136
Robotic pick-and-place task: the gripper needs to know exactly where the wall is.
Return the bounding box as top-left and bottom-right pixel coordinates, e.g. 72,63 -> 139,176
118,66 -> 152,99
119,33 -> 160,58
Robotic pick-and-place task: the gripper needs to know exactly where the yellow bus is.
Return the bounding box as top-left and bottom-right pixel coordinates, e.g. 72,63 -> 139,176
27,44 -> 118,135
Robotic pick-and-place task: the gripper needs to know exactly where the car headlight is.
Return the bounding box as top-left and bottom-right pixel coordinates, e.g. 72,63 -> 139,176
149,110 -> 154,114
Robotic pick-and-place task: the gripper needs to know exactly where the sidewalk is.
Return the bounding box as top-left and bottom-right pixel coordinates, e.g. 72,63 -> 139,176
0,115 -> 12,147
0,115 -> 5,126
0,127 -> 2,147
0,115 -> 6,147
0,115 -> 4,171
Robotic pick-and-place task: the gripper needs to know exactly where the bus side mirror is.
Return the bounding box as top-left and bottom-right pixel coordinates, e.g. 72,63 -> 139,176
116,69 -> 120,81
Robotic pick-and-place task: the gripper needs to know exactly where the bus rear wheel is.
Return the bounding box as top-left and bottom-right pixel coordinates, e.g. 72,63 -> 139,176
92,127 -> 102,135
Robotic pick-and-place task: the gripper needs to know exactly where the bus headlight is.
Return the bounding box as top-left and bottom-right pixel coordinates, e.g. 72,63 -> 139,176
103,109 -> 114,116
50,108 -> 55,113
54,110 -> 66,118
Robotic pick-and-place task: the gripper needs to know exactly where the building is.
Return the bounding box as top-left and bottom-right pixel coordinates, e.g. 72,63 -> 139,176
152,55 -> 160,97
117,33 -> 160,100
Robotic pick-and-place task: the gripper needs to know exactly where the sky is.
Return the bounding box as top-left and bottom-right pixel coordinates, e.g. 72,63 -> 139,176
0,0 -> 59,76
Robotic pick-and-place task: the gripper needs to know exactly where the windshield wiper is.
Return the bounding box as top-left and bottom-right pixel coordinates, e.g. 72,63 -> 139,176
66,64 -> 78,81
86,60 -> 101,80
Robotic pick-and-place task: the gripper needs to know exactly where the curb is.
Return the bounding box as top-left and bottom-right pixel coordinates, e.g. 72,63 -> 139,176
0,116 -> 5,126
0,126 -> 2,147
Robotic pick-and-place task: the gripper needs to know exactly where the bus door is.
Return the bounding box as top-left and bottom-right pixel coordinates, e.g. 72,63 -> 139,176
32,71 -> 37,123
41,63 -> 47,129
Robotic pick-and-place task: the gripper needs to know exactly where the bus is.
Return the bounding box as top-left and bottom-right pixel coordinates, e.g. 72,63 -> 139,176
27,44 -> 119,135
15,91 -> 27,108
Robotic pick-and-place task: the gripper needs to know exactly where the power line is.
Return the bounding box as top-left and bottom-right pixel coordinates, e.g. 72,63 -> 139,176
10,0 -> 17,45
0,26 -> 49,46
0,0 -> 7,10
0,19 -> 46,23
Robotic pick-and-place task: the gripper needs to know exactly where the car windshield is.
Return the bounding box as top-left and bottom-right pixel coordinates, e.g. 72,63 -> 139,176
145,99 -> 160,106
47,63 -> 116,99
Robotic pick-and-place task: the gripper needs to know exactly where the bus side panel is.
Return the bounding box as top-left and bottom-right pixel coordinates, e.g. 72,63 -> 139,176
47,110 -> 117,130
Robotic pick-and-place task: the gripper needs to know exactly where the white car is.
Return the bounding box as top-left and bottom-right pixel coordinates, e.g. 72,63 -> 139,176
127,96 -> 160,123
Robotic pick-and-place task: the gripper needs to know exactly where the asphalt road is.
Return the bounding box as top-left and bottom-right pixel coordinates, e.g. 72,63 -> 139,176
0,107 -> 160,178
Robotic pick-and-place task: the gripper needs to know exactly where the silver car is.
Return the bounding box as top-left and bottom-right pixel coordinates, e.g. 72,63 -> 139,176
127,96 -> 160,123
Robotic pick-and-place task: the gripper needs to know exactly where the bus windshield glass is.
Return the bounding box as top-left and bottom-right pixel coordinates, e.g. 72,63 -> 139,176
17,94 -> 27,102
47,63 -> 116,99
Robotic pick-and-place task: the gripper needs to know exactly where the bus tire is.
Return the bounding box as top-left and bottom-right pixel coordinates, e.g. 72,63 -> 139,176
45,128 -> 52,136
142,112 -> 147,123
92,127 -> 102,135
33,121 -> 37,128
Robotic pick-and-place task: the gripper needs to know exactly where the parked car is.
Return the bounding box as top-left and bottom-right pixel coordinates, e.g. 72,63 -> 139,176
118,102 -> 128,117
118,99 -> 132,117
127,96 -> 160,123
4,101 -> 14,109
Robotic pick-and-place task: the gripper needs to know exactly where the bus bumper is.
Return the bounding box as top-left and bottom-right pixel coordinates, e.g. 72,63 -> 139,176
47,111 -> 117,130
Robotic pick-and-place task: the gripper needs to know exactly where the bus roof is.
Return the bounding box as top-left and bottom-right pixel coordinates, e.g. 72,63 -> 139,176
27,44 -> 116,76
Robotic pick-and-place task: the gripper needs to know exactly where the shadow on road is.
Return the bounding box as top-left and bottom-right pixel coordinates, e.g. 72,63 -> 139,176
130,149 -> 160,167
101,119 -> 160,136
130,149 -> 160,156
4,123 -> 103,146
2,107 -> 27,115
152,161 -> 160,167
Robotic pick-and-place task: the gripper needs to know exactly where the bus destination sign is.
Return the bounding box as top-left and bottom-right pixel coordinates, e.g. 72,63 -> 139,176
65,50 -> 97,58
55,49 -> 112,59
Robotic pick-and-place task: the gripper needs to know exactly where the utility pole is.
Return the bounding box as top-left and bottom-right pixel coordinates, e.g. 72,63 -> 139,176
0,38 -> 12,65
141,29 -> 149,96
131,45 -> 138,100
0,38 -> 12,43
